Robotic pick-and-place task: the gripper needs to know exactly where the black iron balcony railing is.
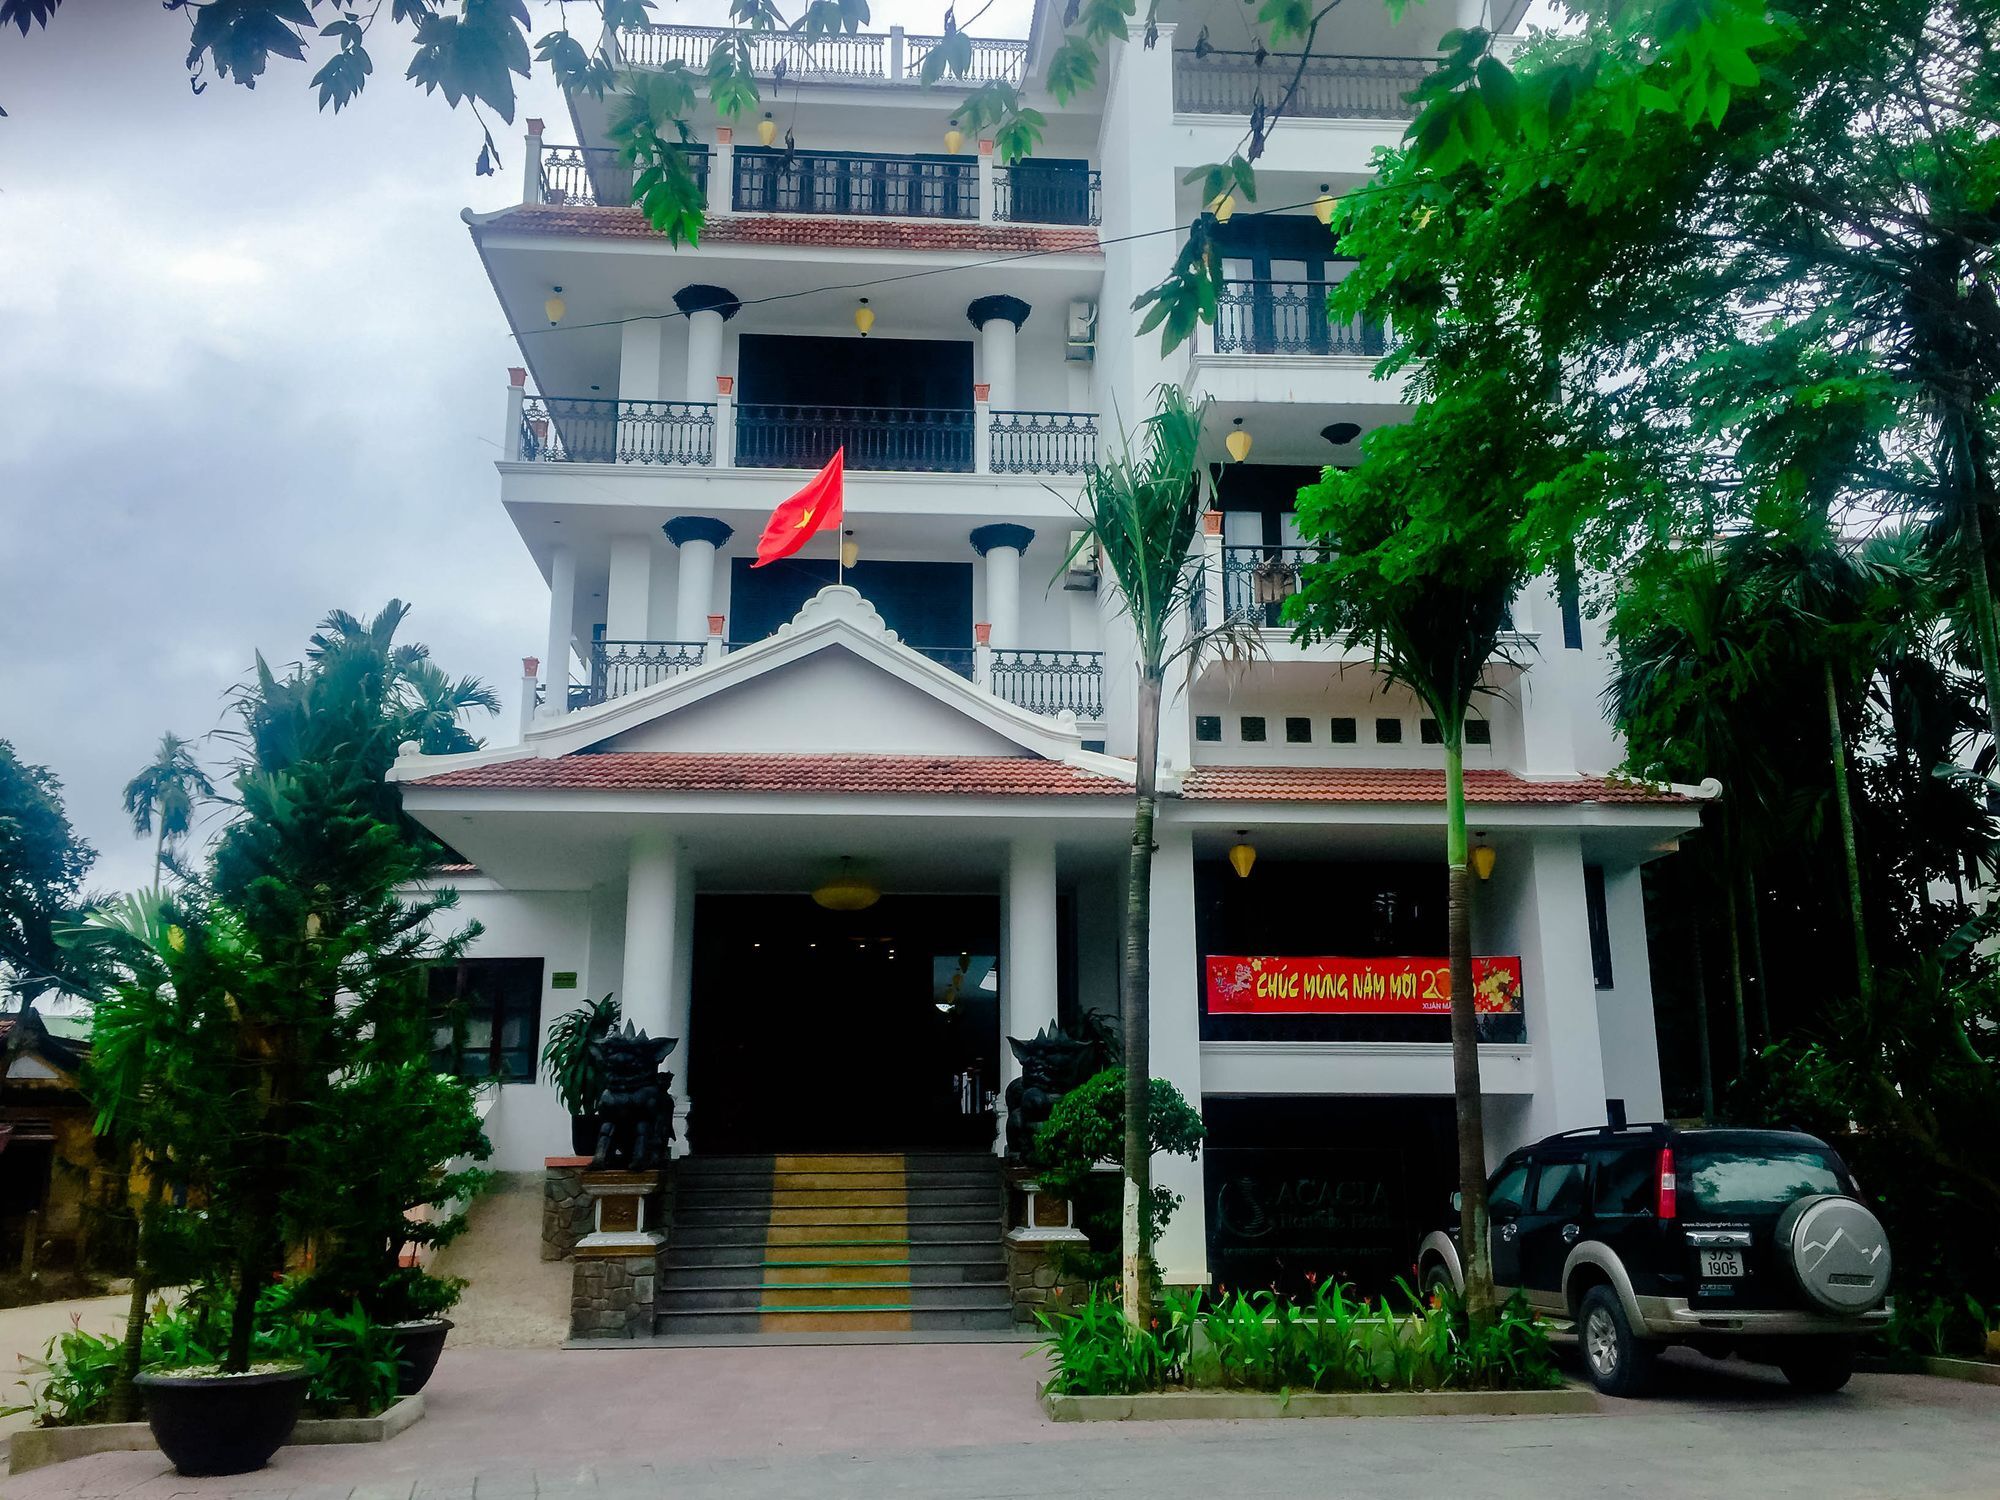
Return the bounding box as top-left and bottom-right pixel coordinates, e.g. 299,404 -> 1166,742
732,147 -> 978,218
990,411 -> 1098,475
912,645 -> 977,678
588,639 -> 707,704
1223,545 -> 1320,625
991,164 -> 1101,225
1173,50 -> 1434,119
519,397 -> 716,466
617,23 -> 1027,85
734,403 -> 975,473
991,649 -> 1105,720
1212,279 -> 1388,357
537,144 -> 709,207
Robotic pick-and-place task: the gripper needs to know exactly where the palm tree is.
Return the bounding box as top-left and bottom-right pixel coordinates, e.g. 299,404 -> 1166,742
1065,385 -> 1248,1326
121,733 -> 217,886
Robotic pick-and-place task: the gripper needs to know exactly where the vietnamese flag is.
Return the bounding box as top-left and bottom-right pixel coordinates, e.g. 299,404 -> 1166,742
751,448 -> 845,567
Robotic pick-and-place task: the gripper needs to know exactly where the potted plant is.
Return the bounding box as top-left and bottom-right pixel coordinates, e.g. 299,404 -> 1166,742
133,1364 -> 310,1476
542,992 -> 622,1154
368,1266 -> 465,1395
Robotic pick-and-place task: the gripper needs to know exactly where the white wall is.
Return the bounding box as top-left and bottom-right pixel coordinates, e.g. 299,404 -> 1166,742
1593,864 -> 1666,1120
1188,675 -> 1515,770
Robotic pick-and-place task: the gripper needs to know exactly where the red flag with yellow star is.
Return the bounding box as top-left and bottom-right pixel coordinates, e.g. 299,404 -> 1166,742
751,448 -> 845,567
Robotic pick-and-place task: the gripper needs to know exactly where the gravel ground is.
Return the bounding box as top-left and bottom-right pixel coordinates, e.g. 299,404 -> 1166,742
428,1175 -> 569,1349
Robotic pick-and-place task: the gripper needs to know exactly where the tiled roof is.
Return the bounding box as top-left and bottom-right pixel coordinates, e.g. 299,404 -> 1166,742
409,752 -> 1130,796
1179,767 -> 1693,804
477,203 -> 1101,256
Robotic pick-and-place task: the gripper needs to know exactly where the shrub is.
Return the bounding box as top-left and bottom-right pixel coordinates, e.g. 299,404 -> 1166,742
1031,1069 -> 1206,1248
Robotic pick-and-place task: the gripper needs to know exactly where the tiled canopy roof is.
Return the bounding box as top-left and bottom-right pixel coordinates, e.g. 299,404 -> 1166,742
478,204 -> 1102,256
409,752 -> 1130,796
409,754 -> 1687,805
1179,767 -> 1691,804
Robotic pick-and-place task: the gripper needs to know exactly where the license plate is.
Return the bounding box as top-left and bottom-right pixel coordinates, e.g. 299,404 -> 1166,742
1701,1249 -> 1744,1277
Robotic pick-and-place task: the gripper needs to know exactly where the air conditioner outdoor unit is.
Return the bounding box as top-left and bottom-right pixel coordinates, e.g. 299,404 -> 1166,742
1062,529 -> 1100,592
1064,299 -> 1098,363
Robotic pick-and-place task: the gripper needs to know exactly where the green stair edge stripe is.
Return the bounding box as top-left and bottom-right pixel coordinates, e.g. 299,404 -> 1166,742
754,1302 -> 916,1314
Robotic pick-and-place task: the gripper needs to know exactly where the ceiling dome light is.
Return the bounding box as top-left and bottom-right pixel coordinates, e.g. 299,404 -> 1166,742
543,286 -> 566,326
1225,416 -> 1252,463
1321,421 -> 1362,446
812,859 -> 880,911
758,112 -> 777,147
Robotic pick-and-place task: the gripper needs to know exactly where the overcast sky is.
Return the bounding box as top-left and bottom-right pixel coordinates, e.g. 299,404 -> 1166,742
0,0 -> 1035,895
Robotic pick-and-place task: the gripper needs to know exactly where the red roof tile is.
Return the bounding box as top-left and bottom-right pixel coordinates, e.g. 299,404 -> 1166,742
409,752 -> 1129,796
1179,767 -> 1692,804
477,203 -> 1101,256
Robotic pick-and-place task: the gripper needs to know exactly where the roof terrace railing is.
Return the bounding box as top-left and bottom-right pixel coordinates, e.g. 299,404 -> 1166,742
537,144 -> 709,207
617,23 -> 1026,85
1173,50 -> 1434,120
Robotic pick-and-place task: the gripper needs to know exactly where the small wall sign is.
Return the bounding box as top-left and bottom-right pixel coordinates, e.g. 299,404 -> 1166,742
551,971 -> 579,990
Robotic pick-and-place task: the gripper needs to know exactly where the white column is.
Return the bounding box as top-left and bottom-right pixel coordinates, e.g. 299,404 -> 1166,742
622,832 -> 687,1143
684,309 -> 724,397
977,137 -> 995,224
665,517 -> 732,641
504,368 -> 527,460
979,315 -> 1019,410
972,524 -> 1031,650
1513,830 -> 1609,1139
708,127 -> 733,218
607,536 -> 654,642
542,544 -> 576,718
1002,839 -> 1060,1084
1147,823 -> 1208,1287
1515,575 -> 1577,776
518,657 -> 539,739
714,379 -> 735,469
888,25 -> 905,80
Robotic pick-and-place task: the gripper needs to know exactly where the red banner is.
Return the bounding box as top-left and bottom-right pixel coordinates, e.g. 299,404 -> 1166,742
1205,955 -> 1525,1016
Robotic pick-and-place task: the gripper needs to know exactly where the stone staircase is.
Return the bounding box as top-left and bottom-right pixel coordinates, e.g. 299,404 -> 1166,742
655,1152 -> 1013,1336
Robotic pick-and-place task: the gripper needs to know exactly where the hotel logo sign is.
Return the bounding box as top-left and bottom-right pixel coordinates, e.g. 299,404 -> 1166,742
1205,955 -> 1525,1016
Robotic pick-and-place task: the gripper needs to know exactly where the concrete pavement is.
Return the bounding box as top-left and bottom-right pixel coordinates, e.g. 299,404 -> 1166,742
3,1342 -> 1994,1499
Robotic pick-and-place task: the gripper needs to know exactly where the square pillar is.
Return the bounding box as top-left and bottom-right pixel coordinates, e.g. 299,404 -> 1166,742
1146,823 -> 1207,1287
708,128 -> 733,217
1513,830 -> 1609,1139
1002,838 -> 1061,1085
543,544 -> 576,718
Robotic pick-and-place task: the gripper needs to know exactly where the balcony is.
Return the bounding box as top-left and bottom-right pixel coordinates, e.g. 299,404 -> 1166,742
519,396 -> 716,466
989,411 -> 1097,475
1205,545 -> 1319,628
1213,279 -> 1386,358
537,144 -> 709,208
992,165 -> 1101,227
1173,51 -> 1434,120
586,635 -> 1105,721
732,148 -> 977,220
736,403 -> 975,473
616,23 -> 1028,86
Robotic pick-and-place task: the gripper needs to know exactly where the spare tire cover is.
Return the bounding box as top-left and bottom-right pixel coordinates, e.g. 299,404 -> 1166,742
1780,1195 -> 1892,1314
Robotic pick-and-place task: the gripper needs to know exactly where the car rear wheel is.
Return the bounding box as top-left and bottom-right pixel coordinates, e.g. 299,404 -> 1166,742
1578,1285 -> 1656,1397
1778,1338 -> 1856,1393
1422,1261 -> 1456,1306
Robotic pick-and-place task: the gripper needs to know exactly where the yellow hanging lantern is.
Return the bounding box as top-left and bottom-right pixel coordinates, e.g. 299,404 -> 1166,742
812,859 -> 880,911
854,299 -> 875,336
1314,183 -> 1335,227
1471,844 -> 1497,881
944,118 -> 964,154
1225,418 -> 1252,463
543,287 -> 566,326
840,532 -> 860,569
1228,839 -> 1257,879
758,112 -> 777,146
1210,192 -> 1236,224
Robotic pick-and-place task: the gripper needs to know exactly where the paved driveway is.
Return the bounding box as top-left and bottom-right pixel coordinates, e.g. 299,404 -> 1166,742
4,1342 -> 1993,1500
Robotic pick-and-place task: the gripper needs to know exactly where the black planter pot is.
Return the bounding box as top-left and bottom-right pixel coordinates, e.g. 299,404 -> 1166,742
135,1366 -> 308,1476
388,1317 -> 453,1396
570,1114 -> 601,1156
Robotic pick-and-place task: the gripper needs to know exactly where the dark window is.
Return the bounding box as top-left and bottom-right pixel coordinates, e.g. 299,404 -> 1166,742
1592,1148 -> 1655,1216
1419,718 -> 1442,745
430,958 -> 544,1083
1329,717 -> 1357,744
1195,715 -> 1222,743
1681,1144 -> 1844,1214
1558,549 -> 1584,650
1284,716 -> 1312,744
1584,864 -> 1614,989
1533,1158 -> 1589,1217
1375,717 -> 1403,744
1488,1160 -> 1531,1216
1240,716 -> 1267,743
1466,719 -> 1492,746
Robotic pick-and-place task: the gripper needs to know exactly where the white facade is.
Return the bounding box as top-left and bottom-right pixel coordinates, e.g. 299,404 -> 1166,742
411,0 -> 1704,1288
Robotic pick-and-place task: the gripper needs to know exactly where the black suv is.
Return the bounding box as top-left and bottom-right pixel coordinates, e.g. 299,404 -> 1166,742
1418,1123 -> 1893,1396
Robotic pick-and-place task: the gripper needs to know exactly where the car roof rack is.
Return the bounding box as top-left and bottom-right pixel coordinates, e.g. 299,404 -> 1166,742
1545,1122 -> 1671,1142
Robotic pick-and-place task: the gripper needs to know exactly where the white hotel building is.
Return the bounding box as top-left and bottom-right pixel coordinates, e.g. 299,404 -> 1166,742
391,0 -> 1703,1320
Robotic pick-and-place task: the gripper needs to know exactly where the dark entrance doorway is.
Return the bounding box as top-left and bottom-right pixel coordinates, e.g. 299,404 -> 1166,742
730,557 -> 975,669
689,894 -> 1001,1153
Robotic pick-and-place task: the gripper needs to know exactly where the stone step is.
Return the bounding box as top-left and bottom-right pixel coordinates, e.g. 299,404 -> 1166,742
653,1304 -> 1019,1337
677,1187 -> 999,1211
673,1203 -> 1000,1229
661,1237 -> 1003,1266
658,1280 -> 1012,1312
676,1152 -> 999,1175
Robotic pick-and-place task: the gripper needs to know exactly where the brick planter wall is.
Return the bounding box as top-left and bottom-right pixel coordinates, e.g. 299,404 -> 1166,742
1004,1237 -> 1087,1327
569,1251 -> 658,1339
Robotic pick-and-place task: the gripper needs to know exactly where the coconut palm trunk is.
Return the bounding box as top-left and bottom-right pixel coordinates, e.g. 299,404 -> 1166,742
1120,669 -> 1163,1327
1443,736 -> 1494,1329
1822,660 -> 1873,1009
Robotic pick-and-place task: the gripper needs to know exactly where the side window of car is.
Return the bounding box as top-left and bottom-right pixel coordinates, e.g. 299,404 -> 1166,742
1488,1160 -> 1531,1217
1592,1148 -> 1655,1217
1533,1158 -> 1588,1218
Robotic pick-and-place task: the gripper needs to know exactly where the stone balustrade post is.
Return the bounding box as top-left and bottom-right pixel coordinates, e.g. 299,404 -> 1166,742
505,367 -> 528,460
524,117 -> 545,205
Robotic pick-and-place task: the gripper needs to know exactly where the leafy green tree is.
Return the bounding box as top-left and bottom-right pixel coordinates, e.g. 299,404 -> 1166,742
1064,386 -> 1247,1326
121,733 -> 219,888
0,740 -> 97,1017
